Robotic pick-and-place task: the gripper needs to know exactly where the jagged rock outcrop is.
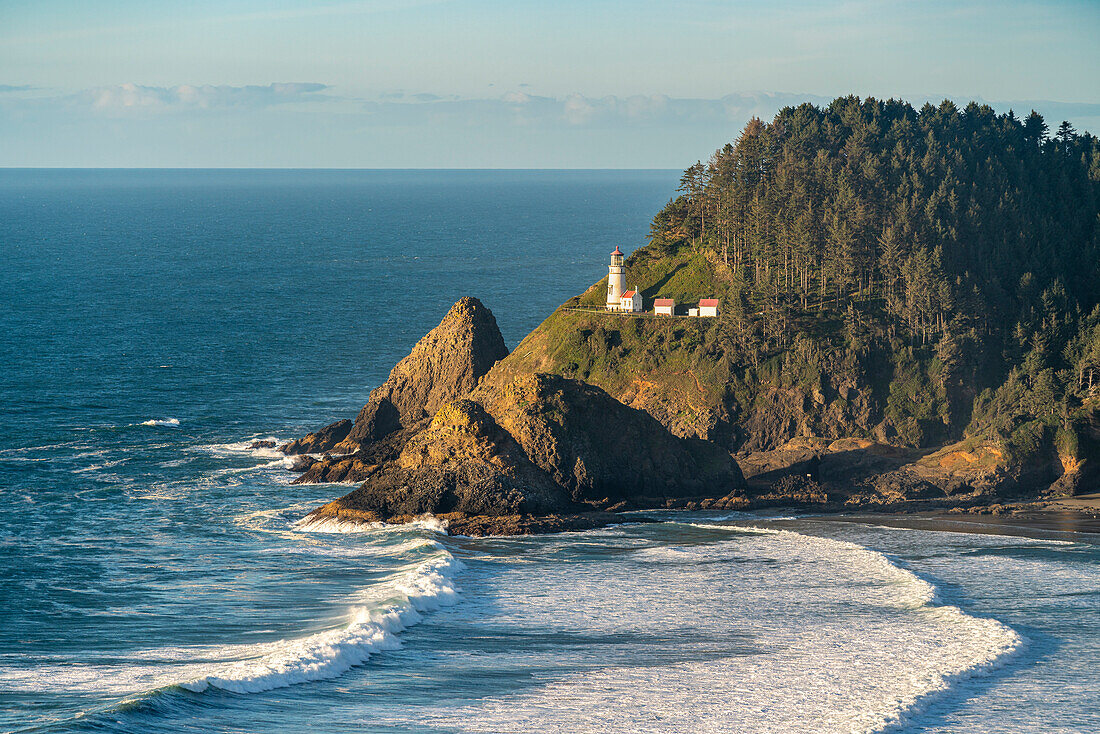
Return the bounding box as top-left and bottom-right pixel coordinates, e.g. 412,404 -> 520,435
333,296 -> 509,453
288,455 -> 319,472
475,372 -> 743,503
282,297 -> 509,482
304,373 -> 746,533
312,399 -> 566,521
280,419 -> 352,456
290,422 -> 428,483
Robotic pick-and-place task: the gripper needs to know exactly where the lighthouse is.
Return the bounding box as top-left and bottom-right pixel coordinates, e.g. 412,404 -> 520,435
606,246 -> 626,310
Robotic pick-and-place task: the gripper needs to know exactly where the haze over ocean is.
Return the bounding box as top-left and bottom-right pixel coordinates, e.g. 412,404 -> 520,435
2,1 -> 1096,167
1,170 -> 1097,733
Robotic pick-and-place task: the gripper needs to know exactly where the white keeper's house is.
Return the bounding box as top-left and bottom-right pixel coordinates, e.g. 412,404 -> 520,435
698,299 -> 719,317
620,289 -> 642,312
654,298 -> 675,315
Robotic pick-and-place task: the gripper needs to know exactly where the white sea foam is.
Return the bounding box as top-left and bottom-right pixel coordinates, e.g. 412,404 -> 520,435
408,524 -> 1022,734
295,514 -> 449,535
191,436 -> 288,460
140,418 -> 180,427
179,549 -> 463,694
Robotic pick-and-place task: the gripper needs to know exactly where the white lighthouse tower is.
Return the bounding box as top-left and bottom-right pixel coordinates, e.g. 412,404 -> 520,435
606,246 -> 626,310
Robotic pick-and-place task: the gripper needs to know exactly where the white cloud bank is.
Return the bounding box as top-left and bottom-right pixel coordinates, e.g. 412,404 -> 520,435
0,83 -> 1096,167
83,82 -> 330,113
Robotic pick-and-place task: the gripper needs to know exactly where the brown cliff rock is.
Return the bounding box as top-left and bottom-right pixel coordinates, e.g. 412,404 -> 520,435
279,419 -> 352,455
333,296 -> 509,453
474,372 -> 744,503
283,297 -> 509,482
310,398 -> 567,520
304,373 -> 747,533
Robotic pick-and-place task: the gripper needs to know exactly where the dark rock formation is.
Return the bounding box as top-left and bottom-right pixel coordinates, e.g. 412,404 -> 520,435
283,297 -> 509,481
333,296 -> 509,453
754,474 -> 829,506
862,469 -> 944,502
304,373 -> 747,532
313,398 -> 566,519
475,372 -> 744,504
280,419 -> 352,456
288,455 -> 319,473
291,422 -> 427,484
249,440 -> 277,449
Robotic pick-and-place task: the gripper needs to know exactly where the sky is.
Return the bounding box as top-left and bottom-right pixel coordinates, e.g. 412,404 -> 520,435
1,0 -> 1098,168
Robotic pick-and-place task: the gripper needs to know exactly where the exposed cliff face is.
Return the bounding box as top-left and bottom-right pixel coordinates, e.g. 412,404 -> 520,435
282,297 -> 509,480
475,372 -> 743,502
291,422 -> 427,484
311,398 -> 566,521
304,373 -> 746,531
334,296 -> 509,453
280,419 -> 351,455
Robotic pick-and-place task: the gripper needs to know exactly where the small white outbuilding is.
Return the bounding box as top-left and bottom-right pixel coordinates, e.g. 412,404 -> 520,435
688,307 -> 699,317
654,298 -> 675,316
620,290 -> 642,313
698,299 -> 719,317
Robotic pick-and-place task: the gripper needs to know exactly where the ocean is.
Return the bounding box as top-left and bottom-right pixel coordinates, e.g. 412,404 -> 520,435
1,169 -> 1097,733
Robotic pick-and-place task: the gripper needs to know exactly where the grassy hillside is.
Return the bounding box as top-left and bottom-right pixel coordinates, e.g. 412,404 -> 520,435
499,239 -> 988,452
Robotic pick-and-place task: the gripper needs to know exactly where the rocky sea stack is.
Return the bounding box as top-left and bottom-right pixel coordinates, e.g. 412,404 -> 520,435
288,298 -> 746,535
281,296 -> 509,484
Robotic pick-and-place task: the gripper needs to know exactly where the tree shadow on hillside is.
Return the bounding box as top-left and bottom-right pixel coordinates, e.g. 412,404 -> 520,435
641,262 -> 687,300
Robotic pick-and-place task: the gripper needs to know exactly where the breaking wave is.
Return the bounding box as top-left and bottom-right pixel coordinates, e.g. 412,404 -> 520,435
295,514 -> 450,535
140,418 -> 180,427
179,546 -> 462,693
0,537 -> 462,700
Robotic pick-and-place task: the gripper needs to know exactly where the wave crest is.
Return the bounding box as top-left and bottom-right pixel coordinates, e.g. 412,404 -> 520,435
140,418 -> 180,427
180,549 -> 462,694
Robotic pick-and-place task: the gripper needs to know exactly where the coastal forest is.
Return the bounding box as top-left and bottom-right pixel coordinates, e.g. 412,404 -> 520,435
503,97 -> 1100,486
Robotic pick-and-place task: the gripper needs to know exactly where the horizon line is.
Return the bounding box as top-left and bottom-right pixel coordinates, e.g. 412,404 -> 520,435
0,166 -> 683,172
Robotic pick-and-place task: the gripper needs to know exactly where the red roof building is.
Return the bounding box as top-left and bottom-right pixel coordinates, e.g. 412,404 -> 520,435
654,298 -> 674,307
619,289 -> 642,313
698,298 -> 719,317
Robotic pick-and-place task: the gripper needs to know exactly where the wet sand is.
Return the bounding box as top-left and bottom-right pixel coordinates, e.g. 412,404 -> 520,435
830,493 -> 1100,543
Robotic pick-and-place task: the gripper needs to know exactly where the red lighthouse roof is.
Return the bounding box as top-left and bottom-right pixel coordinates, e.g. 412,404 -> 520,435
611,246 -> 623,256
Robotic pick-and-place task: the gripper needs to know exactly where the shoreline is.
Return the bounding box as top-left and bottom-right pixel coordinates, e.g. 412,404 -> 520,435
299,495 -> 1100,542
818,494 -> 1100,543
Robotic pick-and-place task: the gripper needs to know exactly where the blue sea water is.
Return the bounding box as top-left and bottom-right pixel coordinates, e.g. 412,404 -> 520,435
1,169 -> 1097,733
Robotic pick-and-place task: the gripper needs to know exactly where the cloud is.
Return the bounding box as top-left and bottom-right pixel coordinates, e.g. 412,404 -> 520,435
357,91 -> 832,129
2,85 -> 1096,167
80,82 -> 330,113
6,85 -> 1096,134
981,98 -> 1100,121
